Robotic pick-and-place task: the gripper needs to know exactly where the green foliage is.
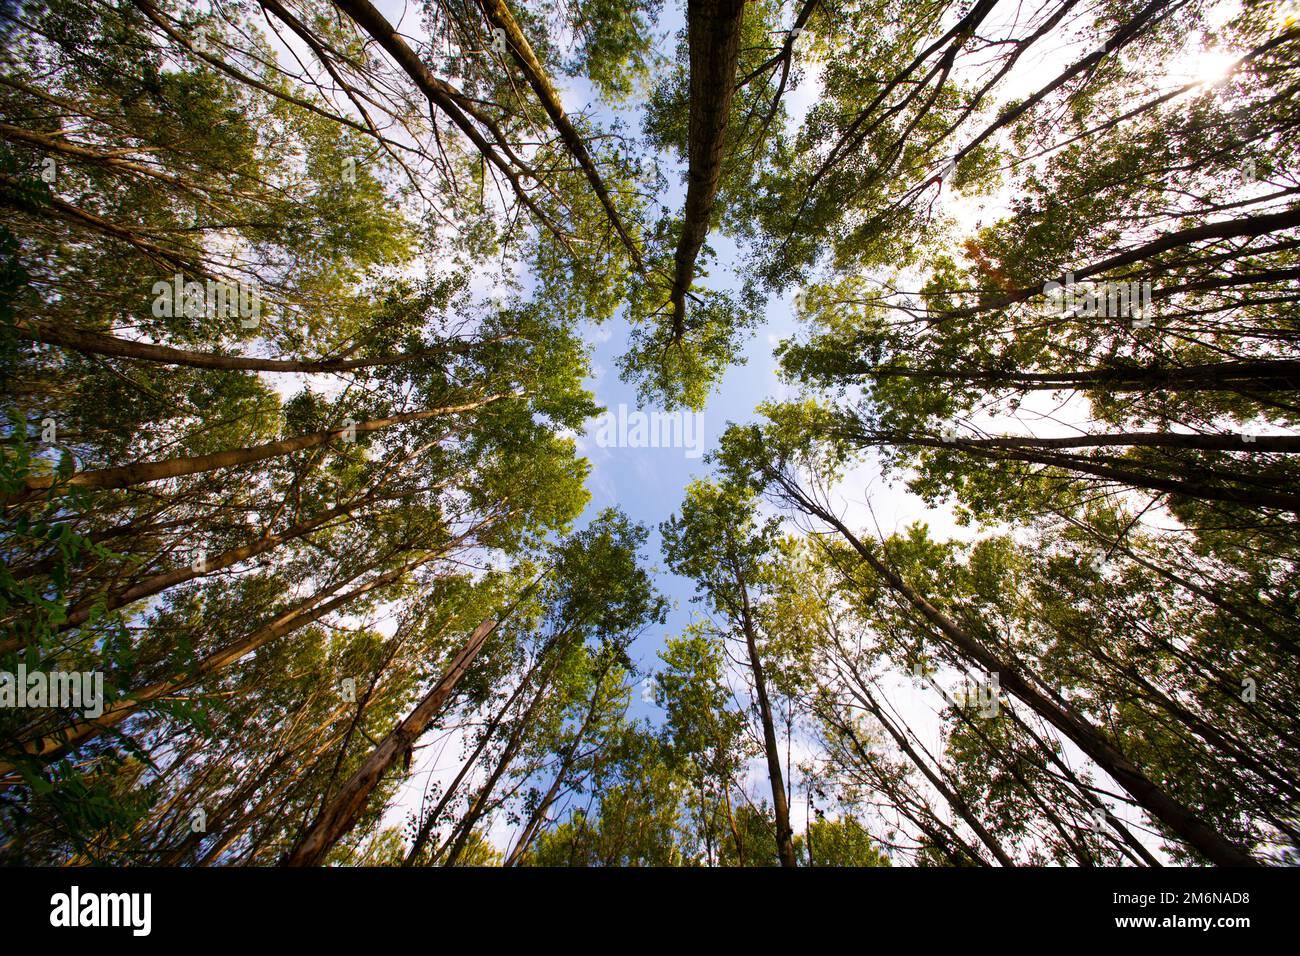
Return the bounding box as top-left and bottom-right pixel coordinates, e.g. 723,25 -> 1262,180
2,0 -> 1295,870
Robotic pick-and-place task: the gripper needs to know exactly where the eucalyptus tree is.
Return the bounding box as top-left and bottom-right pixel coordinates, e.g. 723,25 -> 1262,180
713,416 -> 1285,865
4,0 -> 1297,872
619,0 -> 806,408
764,2 -> 1300,560
654,625 -> 751,864
283,616 -> 499,866
792,526 -> 1158,866
0,0 -> 617,859
661,478 -> 802,866
500,654 -> 635,866
397,508 -> 665,865
519,722 -> 699,866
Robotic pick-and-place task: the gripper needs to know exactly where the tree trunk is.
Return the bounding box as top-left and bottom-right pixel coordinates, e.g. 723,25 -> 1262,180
867,432 -> 1300,513
281,617 -> 497,866
861,358 -> 1300,393
10,394 -> 507,501
440,667 -> 553,866
670,0 -> 748,338
5,491 -> 383,652
777,472 -> 1261,866
330,0 -> 560,236
401,635 -> 558,865
16,319 -> 507,373
957,204 -> 1300,316
916,431 -> 1300,453
476,0 -> 643,267
502,673 -> 608,865
733,561 -> 798,867
849,687 -> 1016,866
723,786 -> 744,866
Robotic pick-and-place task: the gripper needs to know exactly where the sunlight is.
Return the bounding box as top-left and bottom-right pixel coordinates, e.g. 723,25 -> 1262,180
1161,42 -> 1240,90
1191,49 -> 1239,86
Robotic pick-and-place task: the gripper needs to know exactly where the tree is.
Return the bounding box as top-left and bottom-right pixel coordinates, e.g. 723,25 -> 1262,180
661,479 -> 799,866
3,0 -> 1297,870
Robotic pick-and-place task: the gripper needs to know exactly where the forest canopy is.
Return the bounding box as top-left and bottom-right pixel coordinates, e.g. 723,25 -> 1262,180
0,0 -> 1297,868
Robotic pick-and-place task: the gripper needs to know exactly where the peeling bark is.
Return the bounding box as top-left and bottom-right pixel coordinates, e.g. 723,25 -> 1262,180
670,0 -> 748,338
282,617 -> 497,866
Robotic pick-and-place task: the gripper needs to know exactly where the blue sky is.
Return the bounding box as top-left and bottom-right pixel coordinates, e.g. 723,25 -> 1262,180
562,4 -> 821,714
574,242 -> 801,718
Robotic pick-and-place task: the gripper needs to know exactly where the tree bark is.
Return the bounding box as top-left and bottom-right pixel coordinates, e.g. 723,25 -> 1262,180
440,663 -> 554,865
502,672 -> 608,866
9,394 -> 507,501
909,431 -> 1300,453
282,617 -> 497,866
775,471 -> 1261,866
955,204 -> 1300,317
401,635 -> 557,865
848,686 -> 1016,866
670,0 -> 748,338
863,431 -> 1300,513
860,358 -> 1300,393
16,319 -> 508,373
330,0 -> 562,238
476,0 -> 643,267
733,559 -> 798,867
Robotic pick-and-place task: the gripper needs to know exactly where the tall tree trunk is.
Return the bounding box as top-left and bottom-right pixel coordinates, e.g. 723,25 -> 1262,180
955,203 -> 1300,317
847,688 -> 1017,866
282,617 -> 497,866
777,471 -> 1261,866
9,394 -> 507,501
864,432 -> 1300,513
329,0 -> 561,237
907,431 -> 1300,453
163,701 -> 354,865
837,715 -> 989,866
4,490 -> 386,653
670,0 -> 748,338
859,358 -> 1300,393
1003,705 -> 1164,867
733,560 -> 798,867
441,660 -> 559,865
722,785 -> 744,866
502,672 -> 609,865
4,513 -> 193,584
196,768 -> 314,866
16,319 -> 508,373
476,0 -> 643,267
401,632 -> 558,866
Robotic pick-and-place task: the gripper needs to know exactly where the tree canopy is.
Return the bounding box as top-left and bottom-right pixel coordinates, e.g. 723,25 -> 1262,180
1,0 -> 1296,868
